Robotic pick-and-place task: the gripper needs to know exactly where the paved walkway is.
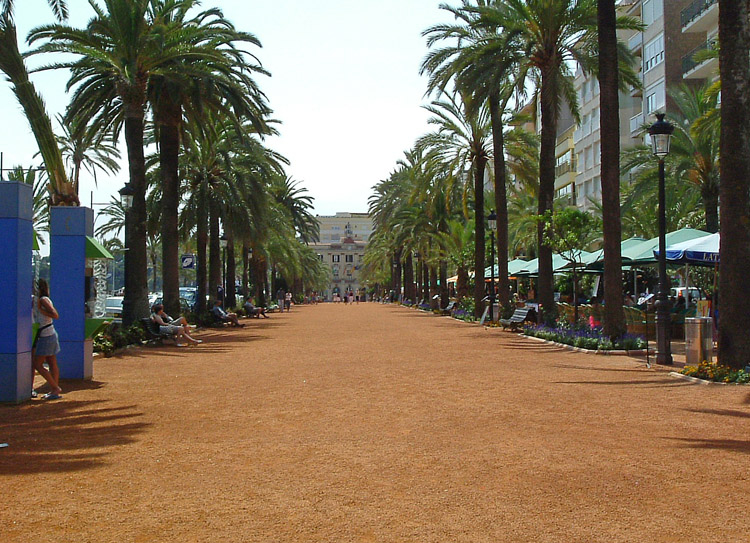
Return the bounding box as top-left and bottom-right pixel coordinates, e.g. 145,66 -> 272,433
2,303 -> 749,542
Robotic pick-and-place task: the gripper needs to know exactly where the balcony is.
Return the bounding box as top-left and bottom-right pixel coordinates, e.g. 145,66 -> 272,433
630,112 -> 644,135
681,0 -> 718,33
682,39 -> 718,79
555,160 -> 575,178
627,32 -> 642,54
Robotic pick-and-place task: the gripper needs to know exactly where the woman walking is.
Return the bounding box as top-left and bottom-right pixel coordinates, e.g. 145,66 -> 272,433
33,279 -> 63,400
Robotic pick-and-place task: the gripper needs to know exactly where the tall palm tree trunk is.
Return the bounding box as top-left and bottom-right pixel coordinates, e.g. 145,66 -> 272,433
473,159 -> 487,318
196,187 -> 208,314
209,201 -> 221,303
393,250 -> 402,302
403,253 -> 414,302
158,105 -> 181,317
429,264 -> 438,310
490,95 -> 510,307
703,187 -> 719,234
242,242 -> 250,299
718,0 -> 750,369
422,260 -> 430,304
225,228 -> 236,309
537,69 -> 558,324
122,109 -> 150,326
598,0 -> 626,339
439,260 -> 449,309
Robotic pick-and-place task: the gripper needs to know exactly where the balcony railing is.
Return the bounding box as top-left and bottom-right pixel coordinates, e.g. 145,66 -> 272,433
682,39 -> 717,74
630,112 -> 644,134
681,0 -> 717,28
555,160 -> 576,178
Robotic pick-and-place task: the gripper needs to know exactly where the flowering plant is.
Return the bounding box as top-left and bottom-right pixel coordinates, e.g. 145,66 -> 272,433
682,361 -> 750,384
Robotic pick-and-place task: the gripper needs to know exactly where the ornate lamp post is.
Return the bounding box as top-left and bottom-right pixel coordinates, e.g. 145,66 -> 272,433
219,232 -> 228,305
487,210 -> 497,322
648,113 -> 674,365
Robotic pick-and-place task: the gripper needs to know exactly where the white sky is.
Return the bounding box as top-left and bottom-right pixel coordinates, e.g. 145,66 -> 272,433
1,0 -> 450,222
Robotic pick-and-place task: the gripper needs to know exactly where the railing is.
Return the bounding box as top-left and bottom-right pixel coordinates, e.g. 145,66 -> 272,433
682,39 -> 717,74
628,32 -> 642,52
681,0 -> 717,28
555,160 -> 576,178
630,112 -> 644,134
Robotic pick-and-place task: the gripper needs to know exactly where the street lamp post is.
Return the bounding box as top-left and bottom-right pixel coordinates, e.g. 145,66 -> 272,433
648,113 -> 674,365
488,210 -> 497,322
220,233 -> 228,305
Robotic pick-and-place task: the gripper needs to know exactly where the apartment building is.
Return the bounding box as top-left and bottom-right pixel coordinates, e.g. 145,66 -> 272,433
680,0 -> 718,81
309,213 -> 372,301
572,0 -> 707,210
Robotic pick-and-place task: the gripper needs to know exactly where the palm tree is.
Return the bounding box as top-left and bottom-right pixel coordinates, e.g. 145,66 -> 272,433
146,0 -> 271,316
717,0 -> 750,369
0,12 -> 76,204
423,0 -> 533,310
471,0 -> 640,323
621,84 -> 720,234
417,90 -> 491,318
56,114 -> 120,195
29,0 -> 259,325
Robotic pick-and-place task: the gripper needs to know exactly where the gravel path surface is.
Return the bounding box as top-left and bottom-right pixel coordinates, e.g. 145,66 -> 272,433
2,303 -> 749,542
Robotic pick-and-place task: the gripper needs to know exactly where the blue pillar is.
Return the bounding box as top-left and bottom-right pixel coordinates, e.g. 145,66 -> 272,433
50,206 -> 94,380
0,182 -> 33,403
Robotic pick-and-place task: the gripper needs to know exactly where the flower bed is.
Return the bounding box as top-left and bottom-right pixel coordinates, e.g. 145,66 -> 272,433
681,361 -> 750,384
524,324 -> 646,351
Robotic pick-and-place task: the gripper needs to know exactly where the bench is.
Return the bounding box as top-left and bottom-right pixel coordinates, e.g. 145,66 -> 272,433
139,318 -> 177,343
440,301 -> 457,315
499,307 -> 535,330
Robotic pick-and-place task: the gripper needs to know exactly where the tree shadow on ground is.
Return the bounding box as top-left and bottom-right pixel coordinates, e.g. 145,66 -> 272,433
683,407 -> 750,419
552,364 -> 651,373
665,437 -> 750,455
0,399 -> 149,474
556,378 -> 691,388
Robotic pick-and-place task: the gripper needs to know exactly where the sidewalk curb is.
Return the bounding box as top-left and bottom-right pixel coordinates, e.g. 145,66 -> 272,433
667,372 -> 748,386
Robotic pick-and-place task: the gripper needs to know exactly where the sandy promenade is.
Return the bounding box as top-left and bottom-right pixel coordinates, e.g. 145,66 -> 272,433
2,302 -> 749,542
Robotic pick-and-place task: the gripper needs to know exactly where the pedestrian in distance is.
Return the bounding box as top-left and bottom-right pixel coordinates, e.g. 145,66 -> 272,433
276,288 -> 285,313
32,279 -> 63,400
284,291 -> 292,312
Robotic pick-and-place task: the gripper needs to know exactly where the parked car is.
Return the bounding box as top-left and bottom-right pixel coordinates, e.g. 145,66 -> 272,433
670,287 -> 702,301
179,287 -> 198,311
104,296 -> 124,320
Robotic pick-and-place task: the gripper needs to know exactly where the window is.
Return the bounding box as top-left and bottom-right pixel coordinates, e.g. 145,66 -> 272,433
577,152 -> 584,173
584,146 -> 593,170
642,0 -> 663,26
593,176 -> 601,194
345,255 -> 354,263
332,265 -> 339,276
583,113 -> 591,136
645,81 -> 665,113
644,33 -> 664,72
332,255 -> 340,263
594,142 -> 601,165
317,254 -> 323,261
346,266 -> 353,277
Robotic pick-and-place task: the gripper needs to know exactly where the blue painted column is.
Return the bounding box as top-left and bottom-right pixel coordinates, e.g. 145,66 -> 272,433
0,182 -> 33,403
50,206 -> 94,380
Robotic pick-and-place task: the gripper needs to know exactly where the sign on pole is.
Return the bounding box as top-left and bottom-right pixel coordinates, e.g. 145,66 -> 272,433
181,254 -> 196,270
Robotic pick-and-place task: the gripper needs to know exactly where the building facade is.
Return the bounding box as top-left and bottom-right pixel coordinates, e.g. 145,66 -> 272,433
309,213 -> 373,301
567,0 -> 710,211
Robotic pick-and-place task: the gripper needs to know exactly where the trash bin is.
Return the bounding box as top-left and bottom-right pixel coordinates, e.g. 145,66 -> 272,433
685,317 -> 713,365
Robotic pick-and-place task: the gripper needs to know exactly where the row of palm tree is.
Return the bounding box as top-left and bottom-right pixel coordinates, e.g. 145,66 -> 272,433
368,0 -> 750,368
1,0 -> 326,324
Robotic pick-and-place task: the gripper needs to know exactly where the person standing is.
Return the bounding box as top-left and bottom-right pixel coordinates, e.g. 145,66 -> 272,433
32,279 -> 63,400
276,288 -> 285,313
284,291 -> 292,312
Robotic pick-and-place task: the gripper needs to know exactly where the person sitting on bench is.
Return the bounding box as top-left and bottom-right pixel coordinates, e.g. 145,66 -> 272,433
151,304 -> 201,346
243,300 -> 268,318
212,300 -> 244,327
